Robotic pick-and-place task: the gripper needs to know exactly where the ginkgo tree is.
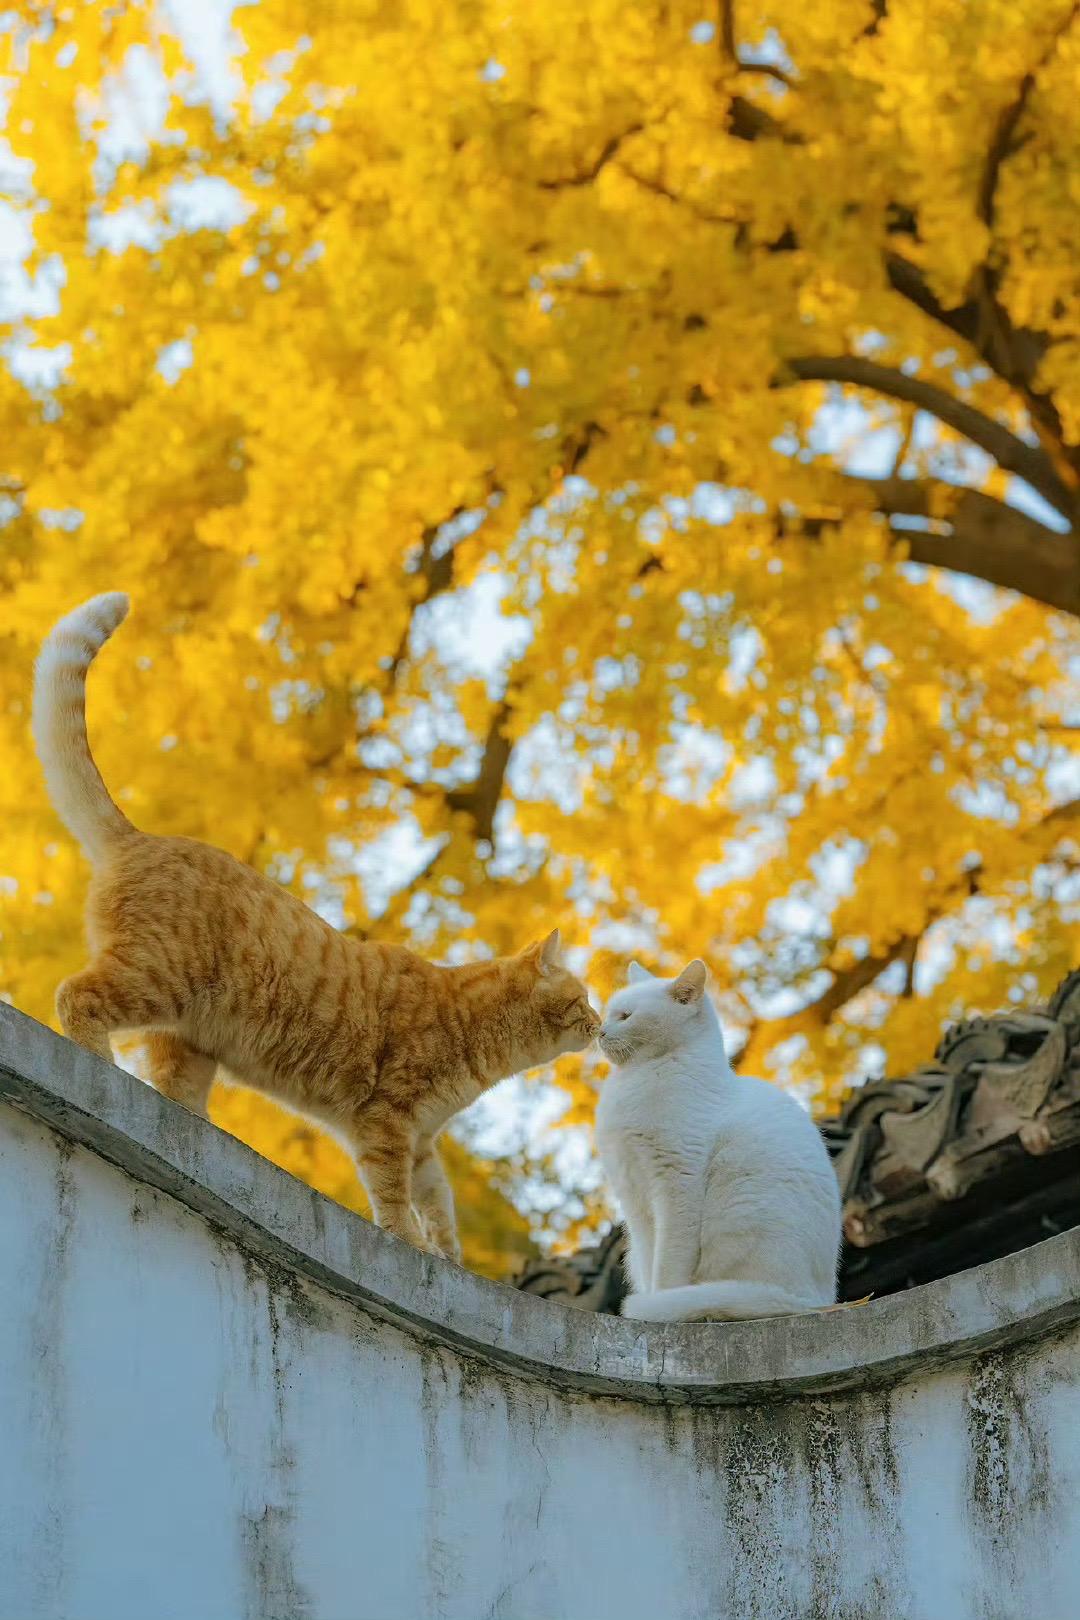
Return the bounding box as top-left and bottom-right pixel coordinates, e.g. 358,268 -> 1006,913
0,0 -> 1077,1267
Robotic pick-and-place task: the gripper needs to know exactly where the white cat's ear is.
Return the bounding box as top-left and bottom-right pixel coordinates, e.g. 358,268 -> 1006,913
670,959 -> 708,1005
627,960 -> 653,985
537,928 -> 562,976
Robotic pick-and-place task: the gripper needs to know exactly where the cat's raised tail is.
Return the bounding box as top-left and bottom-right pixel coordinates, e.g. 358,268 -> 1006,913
33,592 -> 135,858
622,1280 -> 824,1323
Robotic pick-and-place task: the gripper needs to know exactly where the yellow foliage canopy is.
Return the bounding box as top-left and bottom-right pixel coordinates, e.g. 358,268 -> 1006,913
0,1 -> 1077,1261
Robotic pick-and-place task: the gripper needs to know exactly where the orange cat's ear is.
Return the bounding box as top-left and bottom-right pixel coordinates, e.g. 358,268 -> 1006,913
539,927 -> 563,974
532,927 -> 562,975
521,927 -> 562,975
670,959 -> 707,1004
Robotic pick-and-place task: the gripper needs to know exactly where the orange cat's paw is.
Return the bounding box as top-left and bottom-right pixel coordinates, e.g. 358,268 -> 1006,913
411,1229 -> 444,1259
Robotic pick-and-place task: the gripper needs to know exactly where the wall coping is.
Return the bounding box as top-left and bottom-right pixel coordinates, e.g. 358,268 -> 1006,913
3,1003 -> 1078,1406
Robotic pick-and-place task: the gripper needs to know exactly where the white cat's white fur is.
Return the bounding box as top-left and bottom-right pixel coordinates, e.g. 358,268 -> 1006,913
594,959 -> 841,1322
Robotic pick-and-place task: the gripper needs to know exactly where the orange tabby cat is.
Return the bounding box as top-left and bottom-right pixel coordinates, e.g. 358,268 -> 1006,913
33,593 -> 599,1259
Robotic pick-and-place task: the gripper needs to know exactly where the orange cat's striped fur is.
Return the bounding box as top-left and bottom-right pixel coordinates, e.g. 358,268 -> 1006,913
33,593 -> 599,1258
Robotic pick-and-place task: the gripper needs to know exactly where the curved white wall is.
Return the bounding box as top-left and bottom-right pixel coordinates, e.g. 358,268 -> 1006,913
2,1005 -> 1080,1620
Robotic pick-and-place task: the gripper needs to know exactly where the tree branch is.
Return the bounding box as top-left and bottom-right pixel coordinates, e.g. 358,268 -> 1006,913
739,60 -> 792,88
952,3 -> 1080,495
736,183 -> 1077,495
712,23 -> 1077,492
312,410 -> 611,864
977,2 -> 1080,232
354,702 -> 519,938
813,938 -> 916,1025
821,471 -> 1080,614
899,934 -> 921,999
718,0 -> 794,84
736,796 -> 1080,1070
618,165 -> 735,225
886,249 -> 1074,467
895,519 -> 1080,615
783,354 -> 1073,519
346,838 -> 451,943
733,937 -> 910,1074
445,700 -> 514,845
538,125 -> 644,190
718,0 -> 738,65
380,512 -> 467,686
860,0 -> 889,37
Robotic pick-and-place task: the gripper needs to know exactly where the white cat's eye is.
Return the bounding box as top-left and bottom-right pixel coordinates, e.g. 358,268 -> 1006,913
618,1011 -> 630,1021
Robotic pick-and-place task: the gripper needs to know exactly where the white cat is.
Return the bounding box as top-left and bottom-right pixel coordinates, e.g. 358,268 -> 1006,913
594,960 -> 841,1322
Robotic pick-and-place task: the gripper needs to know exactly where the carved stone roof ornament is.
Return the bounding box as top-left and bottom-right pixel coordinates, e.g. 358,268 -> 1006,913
515,970 -> 1080,1310
512,1222 -> 628,1314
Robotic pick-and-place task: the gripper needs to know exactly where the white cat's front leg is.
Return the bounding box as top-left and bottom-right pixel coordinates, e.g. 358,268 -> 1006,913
650,1192 -> 700,1292
624,1210 -> 654,1293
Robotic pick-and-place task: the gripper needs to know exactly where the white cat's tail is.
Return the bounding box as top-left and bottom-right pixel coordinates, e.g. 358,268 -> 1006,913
33,593 -> 135,859
622,1281 -> 826,1323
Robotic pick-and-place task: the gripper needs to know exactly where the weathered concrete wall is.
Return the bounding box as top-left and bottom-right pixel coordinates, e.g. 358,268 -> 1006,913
2,1005 -> 1080,1620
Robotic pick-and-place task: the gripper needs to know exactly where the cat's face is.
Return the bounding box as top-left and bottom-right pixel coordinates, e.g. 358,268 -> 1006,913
598,959 -> 708,1065
518,929 -> 601,1058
